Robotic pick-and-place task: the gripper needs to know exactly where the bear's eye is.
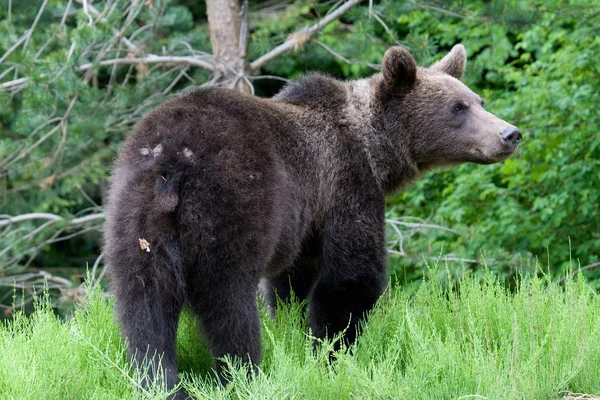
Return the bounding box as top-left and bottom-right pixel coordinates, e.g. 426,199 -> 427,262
452,103 -> 468,113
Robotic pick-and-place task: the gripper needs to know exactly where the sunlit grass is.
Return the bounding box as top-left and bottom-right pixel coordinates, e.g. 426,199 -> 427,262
1,268 -> 599,399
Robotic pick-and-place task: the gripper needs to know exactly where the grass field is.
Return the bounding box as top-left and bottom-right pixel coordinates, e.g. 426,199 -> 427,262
1,269 -> 599,400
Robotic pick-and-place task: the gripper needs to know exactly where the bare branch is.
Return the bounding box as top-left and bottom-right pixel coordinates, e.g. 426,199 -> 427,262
0,33 -> 28,65
385,218 -> 460,235
1,56 -> 214,92
1,0 -> 215,93
81,0 -> 94,26
314,40 -> 380,70
249,75 -> 290,83
77,55 -> 214,72
0,77 -> 28,90
89,252 -> 105,286
250,0 -> 364,72
0,212 -> 104,228
0,271 -> 72,289
384,214 -> 468,263
23,0 -> 49,50
556,261 -> 600,285
406,0 -> 470,19
372,10 -> 393,38
436,255 -> 479,264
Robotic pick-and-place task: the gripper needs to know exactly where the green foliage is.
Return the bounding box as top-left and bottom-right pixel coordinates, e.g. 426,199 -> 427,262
1,273 -> 600,398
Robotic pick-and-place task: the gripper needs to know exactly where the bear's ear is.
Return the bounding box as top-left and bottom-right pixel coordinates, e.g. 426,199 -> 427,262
381,46 -> 417,89
430,44 -> 467,79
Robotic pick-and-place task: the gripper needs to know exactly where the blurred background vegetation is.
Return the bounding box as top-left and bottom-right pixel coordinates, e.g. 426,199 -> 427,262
1,0 -> 599,315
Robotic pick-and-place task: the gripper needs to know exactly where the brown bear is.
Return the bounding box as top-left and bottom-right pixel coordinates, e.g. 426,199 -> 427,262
104,44 -> 521,397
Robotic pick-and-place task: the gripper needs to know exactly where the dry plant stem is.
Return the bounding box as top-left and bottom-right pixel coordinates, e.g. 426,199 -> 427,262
250,0 -> 364,71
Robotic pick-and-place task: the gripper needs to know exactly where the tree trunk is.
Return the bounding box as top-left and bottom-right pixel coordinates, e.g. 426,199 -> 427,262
205,0 -> 251,94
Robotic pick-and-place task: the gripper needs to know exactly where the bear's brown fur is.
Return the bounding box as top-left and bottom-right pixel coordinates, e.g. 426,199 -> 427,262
104,44 -> 521,397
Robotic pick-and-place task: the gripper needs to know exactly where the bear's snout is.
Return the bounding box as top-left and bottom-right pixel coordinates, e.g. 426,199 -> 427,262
501,125 -> 522,147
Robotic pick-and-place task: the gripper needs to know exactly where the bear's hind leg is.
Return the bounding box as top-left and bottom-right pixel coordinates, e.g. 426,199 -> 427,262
188,267 -> 262,385
108,243 -> 187,397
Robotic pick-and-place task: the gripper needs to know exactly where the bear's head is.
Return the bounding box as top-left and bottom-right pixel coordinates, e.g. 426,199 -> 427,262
378,44 -> 521,169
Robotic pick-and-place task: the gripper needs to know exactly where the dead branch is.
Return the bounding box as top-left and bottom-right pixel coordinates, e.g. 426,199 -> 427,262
76,55 -> 214,72
0,33 -> 28,65
384,214 -> 481,265
0,1 -> 215,93
0,212 -> 104,228
250,0 -> 364,72
556,261 -> 600,285
406,0 -> 471,19
0,270 -> 72,289
314,40 -> 380,70
23,0 -> 49,50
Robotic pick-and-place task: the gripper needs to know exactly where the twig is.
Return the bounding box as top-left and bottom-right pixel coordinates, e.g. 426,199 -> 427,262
1,95 -> 78,170
248,75 -> 290,83
314,40 -> 380,70
372,10 -> 393,38
60,0 -> 73,27
406,0 -> 470,19
0,271 -> 72,289
385,219 -> 460,234
90,253 -> 105,286
0,33 -> 28,65
23,0 -> 49,50
557,261 -> 600,285
437,256 -> 479,264
250,0 -> 364,71
0,212 -> 104,228
81,0 -> 94,26
0,77 -> 28,90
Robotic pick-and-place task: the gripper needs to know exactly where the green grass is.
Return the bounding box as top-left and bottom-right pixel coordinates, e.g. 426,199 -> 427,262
1,270 -> 599,400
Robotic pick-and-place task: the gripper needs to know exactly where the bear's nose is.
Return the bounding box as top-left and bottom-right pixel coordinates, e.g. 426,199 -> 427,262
501,126 -> 522,146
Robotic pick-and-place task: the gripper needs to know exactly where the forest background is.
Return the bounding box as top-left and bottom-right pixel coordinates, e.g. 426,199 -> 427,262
1,0 -> 599,315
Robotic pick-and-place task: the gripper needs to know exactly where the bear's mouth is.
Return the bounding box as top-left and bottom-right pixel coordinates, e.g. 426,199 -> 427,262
471,148 -> 515,164
493,150 -> 515,159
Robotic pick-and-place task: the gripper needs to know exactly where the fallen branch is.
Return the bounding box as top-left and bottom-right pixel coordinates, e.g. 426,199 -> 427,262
250,0 -> 364,71
556,261 -> 600,285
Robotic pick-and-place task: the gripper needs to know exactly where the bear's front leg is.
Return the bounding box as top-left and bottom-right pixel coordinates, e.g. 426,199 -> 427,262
308,202 -> 387,348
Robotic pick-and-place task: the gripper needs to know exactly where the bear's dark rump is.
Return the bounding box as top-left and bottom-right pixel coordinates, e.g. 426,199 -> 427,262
106,88 -> 316,285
